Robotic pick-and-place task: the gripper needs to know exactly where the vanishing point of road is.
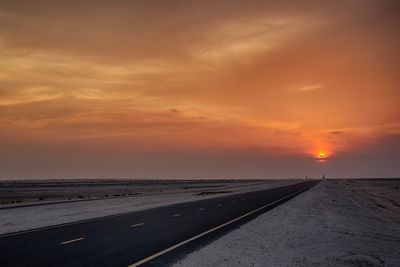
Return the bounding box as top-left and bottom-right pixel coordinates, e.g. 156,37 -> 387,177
0,180 -> 319,266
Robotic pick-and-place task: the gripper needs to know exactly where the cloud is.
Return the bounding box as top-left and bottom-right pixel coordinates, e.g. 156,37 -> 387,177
0,1 -> 399,178
0,87 -> 63,106
294,84 -> 323,92
0,0 -> 368,63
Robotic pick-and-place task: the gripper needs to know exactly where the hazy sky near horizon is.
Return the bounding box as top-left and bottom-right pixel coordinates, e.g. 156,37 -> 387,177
0,0 -> 399,179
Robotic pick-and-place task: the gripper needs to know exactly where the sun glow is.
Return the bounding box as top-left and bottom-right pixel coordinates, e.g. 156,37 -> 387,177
311,140 -> 330,160
314,150 -> 329,162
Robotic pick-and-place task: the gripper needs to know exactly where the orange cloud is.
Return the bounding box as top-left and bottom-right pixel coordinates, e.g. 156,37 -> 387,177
0,1 -> 399,178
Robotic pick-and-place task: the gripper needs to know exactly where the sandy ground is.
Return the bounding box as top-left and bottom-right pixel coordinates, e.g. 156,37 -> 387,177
0,179 -> 299,235
174,179 -> 400,267
0,179 -> 267,205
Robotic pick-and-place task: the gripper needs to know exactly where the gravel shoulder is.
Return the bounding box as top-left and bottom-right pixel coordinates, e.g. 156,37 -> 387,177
174,179 -> 400,266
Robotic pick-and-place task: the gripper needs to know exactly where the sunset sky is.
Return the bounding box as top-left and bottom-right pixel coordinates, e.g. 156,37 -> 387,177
0,0 -> 399,179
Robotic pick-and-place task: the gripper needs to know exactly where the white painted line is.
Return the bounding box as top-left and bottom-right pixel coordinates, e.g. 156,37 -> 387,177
198,208 -> 205,211
217,204 -> 222,206
172,214 -> 182,217
131,223 -> 145,228
60,237 -> 85,245
128,188 -> 306,267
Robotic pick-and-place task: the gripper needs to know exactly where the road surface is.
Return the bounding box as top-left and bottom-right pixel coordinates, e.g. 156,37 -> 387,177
0,180 -> 318,267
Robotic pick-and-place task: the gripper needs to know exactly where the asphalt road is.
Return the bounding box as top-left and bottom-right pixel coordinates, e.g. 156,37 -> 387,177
0,180 -> 319,267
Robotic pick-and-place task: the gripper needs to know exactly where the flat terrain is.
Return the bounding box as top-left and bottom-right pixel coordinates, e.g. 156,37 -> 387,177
0,179 -> 273,206
2,179 -> 397,267
0,181 -> 317,267
175,179 -> 400,266
0,179 -> 299,234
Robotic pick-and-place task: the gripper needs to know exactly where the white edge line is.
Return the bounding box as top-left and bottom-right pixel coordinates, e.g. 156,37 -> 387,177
131,223 -> 145,228
128,188 -> 306,267
172,214 -> 182,217
60,237 -> 85,245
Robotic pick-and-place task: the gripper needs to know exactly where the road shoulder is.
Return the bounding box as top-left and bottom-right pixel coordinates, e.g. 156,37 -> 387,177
174,180 -> 400,266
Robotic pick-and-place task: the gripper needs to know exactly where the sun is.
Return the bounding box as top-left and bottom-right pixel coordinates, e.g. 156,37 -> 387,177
314,151 -> 329,161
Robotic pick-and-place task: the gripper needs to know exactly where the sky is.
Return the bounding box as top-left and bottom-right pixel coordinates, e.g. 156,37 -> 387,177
0,0 -> 399,179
